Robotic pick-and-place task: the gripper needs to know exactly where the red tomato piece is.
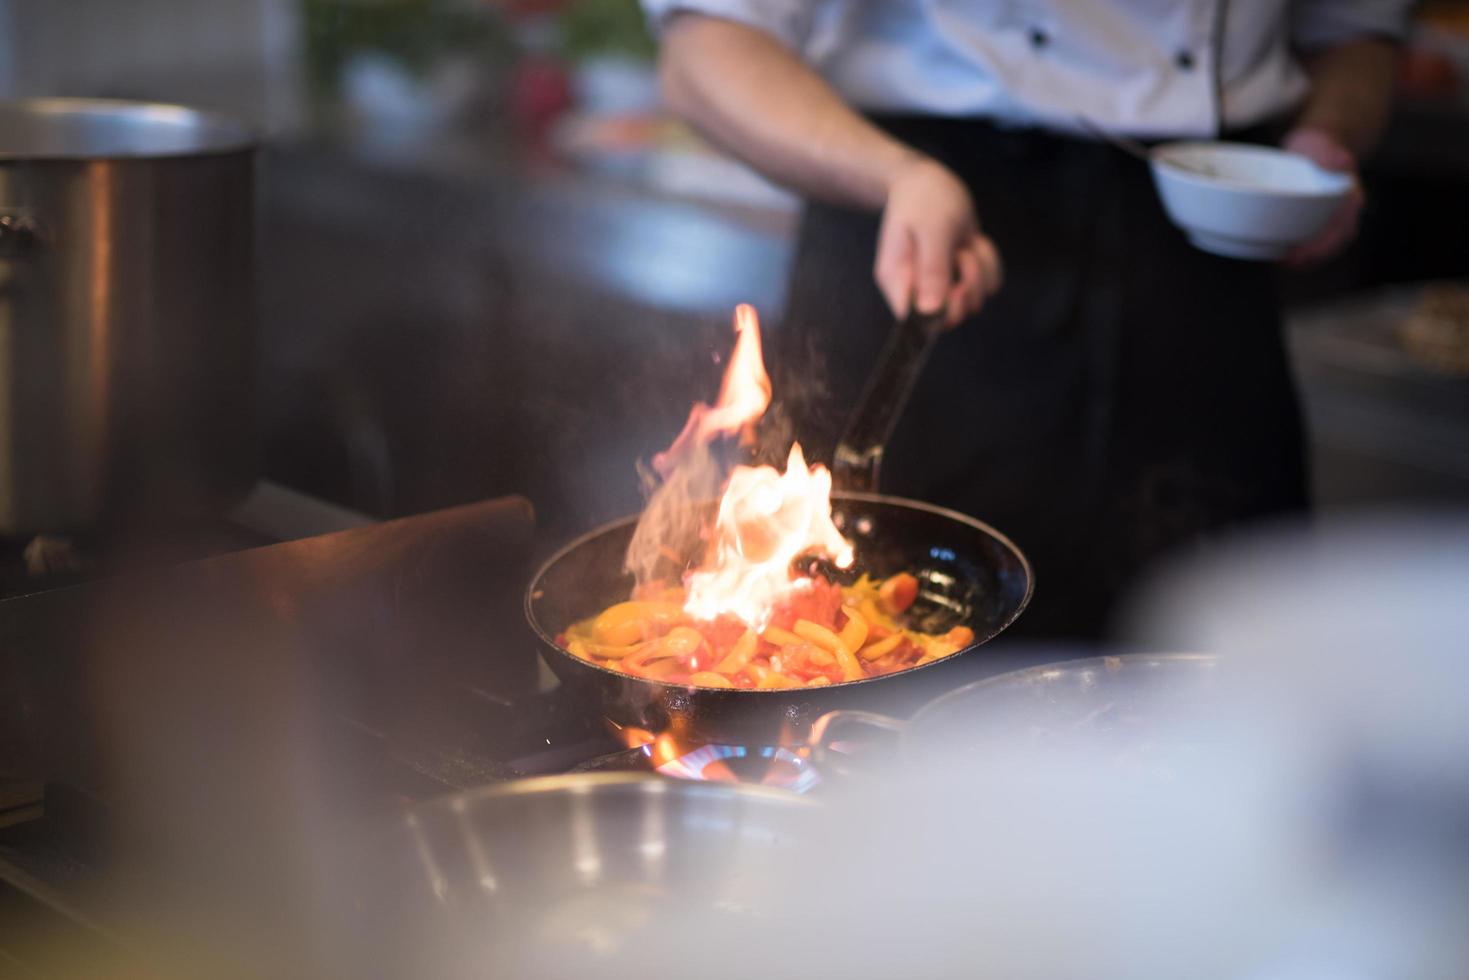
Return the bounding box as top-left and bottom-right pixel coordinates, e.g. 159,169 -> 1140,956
879,573 -> 919,615
770,577 -> 845,631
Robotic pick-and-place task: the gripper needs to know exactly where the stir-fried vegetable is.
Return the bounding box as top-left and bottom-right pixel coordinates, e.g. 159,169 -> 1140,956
557,572 -> 974,689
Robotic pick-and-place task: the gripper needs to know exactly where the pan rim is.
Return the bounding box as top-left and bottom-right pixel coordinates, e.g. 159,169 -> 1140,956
909,651 -> 1220,731
523,492 -> 1034,695
336,773 -> 820,867
405,772 -> 818,820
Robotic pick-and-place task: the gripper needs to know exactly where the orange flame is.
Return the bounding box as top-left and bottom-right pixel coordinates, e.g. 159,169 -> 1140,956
653,303 -> 771,478
615,724 -> 657,750
685,443 -> 853,629
634,303 -> 853,632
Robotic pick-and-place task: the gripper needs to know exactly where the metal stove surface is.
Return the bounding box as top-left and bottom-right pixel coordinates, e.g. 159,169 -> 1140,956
0,493 -> 1067,975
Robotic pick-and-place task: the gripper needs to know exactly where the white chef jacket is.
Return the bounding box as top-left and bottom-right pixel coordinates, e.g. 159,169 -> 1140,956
640,0 -> 1411,138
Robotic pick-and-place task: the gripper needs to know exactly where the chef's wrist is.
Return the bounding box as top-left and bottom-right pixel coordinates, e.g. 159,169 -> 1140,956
1282,125 -> 1358,174
1290,37 -> 1399,162
876,147 -> 934,195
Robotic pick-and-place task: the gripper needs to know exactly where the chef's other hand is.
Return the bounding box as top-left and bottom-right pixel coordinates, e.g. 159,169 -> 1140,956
1281,127 -> 1363,267
875,155 -> 1002,328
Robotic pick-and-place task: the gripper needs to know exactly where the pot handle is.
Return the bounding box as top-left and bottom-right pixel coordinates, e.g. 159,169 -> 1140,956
807,708 -> 907,776
0,212 -> 44,260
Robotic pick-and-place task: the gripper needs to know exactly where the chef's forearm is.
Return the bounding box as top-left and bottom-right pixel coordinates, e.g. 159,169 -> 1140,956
1292,37 -> 1400,156
658,14 -> 920,209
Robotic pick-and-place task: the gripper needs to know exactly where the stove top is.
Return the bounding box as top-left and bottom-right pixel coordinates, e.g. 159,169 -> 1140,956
0,493 -> 1065,974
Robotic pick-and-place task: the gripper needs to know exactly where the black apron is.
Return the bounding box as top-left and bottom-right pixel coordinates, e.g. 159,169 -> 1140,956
772,117 -> 1308,641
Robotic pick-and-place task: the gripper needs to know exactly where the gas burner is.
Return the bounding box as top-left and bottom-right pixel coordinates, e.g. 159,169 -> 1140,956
656,743 -> 820,792
570,738 -> 820,793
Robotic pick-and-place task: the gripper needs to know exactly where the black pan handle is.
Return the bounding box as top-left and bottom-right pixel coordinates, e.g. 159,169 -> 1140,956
832,308 -> 946,493
0,211 -> 44,259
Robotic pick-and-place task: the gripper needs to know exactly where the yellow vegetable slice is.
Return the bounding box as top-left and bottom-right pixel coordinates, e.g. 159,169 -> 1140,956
858,597 -> 899,633
688,671 -> 734,688
807,647 -> 835,667
762,626 -> 805,647
592,601 -> 686,646
833,646 -> 865,681
658,626 -> 706,657
714,631 -> 758,673
914,633 -> 964,665
838,607 -> 869,654
643,657 -> 680,680
743,662 -> 772,685
792,619 -> 845,653
794,619 -> 864,680
857,632 -> 905,661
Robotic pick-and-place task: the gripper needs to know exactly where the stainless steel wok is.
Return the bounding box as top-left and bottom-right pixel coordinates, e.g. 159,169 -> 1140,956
324,774 -> 815,978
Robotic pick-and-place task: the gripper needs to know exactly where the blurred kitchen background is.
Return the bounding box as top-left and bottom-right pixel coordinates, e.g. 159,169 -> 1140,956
2,0 -> 1466,545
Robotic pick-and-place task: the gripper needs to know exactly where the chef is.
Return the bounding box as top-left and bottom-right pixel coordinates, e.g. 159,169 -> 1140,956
639,0 -> 1408,638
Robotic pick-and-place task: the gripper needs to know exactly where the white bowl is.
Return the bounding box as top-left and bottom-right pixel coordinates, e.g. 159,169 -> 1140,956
1149,141 -> 1354,261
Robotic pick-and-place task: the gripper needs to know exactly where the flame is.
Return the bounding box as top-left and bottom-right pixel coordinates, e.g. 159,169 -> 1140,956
629,302 -> 853,632
670,305 -> 852,630
608,720 -> 817,789
615,724 -> 657,750
612,723 -> 737,780
685,443 -> 853,629
652,303 -> 771,478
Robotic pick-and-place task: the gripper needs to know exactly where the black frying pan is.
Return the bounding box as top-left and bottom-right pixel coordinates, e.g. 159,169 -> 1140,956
524,311 -> 1033,744
526,493 -> 1031,743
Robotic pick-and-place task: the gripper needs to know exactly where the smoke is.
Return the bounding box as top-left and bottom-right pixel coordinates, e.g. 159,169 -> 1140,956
623,439 -> 722,589
622,305 -> 772,590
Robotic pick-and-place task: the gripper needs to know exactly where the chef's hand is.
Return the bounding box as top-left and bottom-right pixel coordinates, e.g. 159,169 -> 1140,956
1281,127 -> 1364,267
874,155 -> 1002,328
